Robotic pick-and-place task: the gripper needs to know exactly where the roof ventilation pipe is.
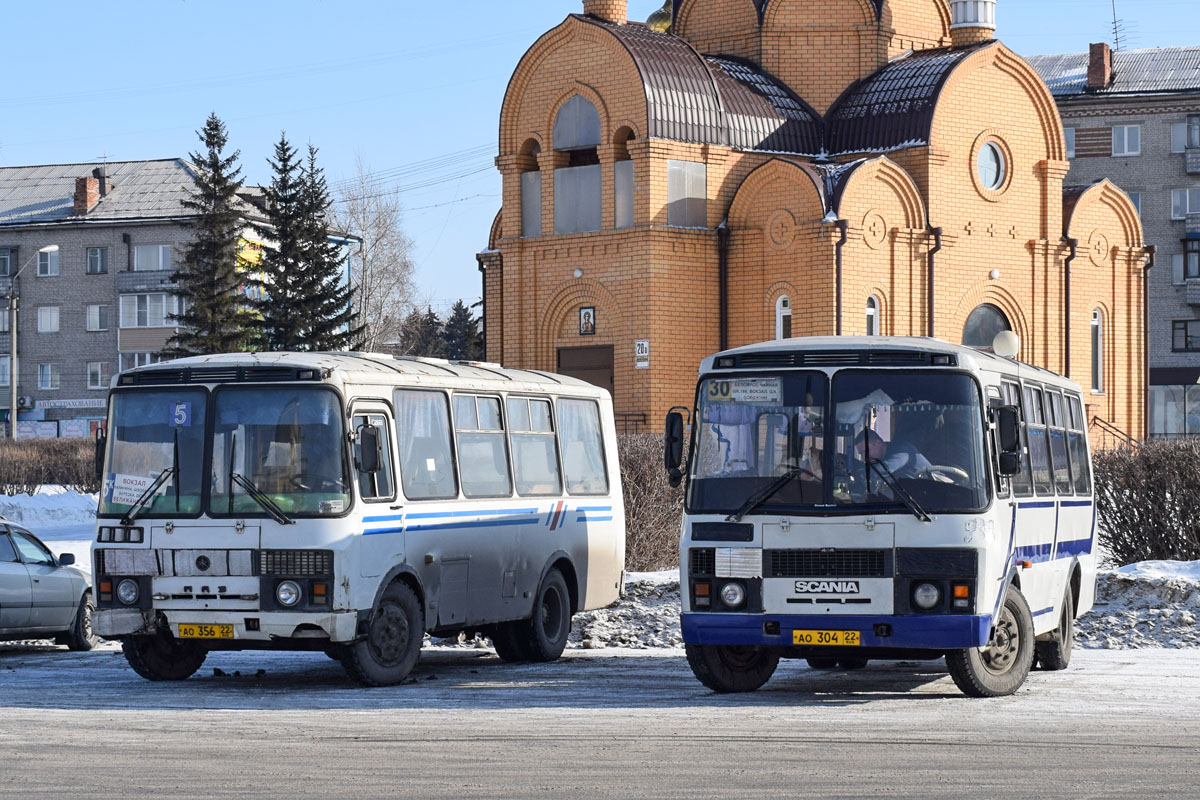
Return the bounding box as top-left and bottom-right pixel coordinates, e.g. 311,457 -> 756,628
583,0 -> 627,24
949,0 -> 996,48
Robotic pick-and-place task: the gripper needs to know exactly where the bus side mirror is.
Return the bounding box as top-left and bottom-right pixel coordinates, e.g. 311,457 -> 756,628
356,424 -> 382,473
664,412 -> 684,488
996,406 -> 1021,477
94,433 -> 107,482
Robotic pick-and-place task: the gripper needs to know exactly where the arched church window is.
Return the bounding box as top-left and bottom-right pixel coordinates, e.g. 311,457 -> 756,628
553,96 -> 602,235
520,140 -> 541,238
614,128 -> 635,230
962,303 -> 1011,348
866,296 -> 880,336
776,296 -> 792,340
977,142 -> 1005,191
1092,308 -> 1104,393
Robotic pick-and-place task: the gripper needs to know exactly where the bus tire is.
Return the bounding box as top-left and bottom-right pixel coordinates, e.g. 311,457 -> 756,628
686,643 -> 779,693
1035,583 -> 1074,671
946,585 -> 1035,698
490,622 -> 533,662
122,631 -> 207,681
806,657 -> 839,670
342,582 -> 424,687
838,657 -> 869,670
65,591 -> 99,652
512,568 -> 571,662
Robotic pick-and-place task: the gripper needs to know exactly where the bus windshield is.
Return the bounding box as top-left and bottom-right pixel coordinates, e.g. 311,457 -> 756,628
100,390 -> 208,517
687,370 -> 989,515
210,387 -> 351,516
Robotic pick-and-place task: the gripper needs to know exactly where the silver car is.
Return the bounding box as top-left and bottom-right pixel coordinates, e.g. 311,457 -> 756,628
0,521 -> 97,650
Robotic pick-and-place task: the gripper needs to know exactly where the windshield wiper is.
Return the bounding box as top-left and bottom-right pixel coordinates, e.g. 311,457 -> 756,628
120,467 -> 176,527
726,466 -> 808,523
230,473 -> 296,525
866,459 -> 931,523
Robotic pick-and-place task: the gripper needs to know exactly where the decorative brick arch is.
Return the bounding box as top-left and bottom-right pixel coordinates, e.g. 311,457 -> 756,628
1065,180 -> 1144,250
546,84 -> 613,152
950,283 -> 1030,351
877,0 -> 951,43
676,0 -> 760,33
762,0 -> 877,27
834,156 -> 927,230
861,286 -> 891,335
499,17 -> 644,156
487,210 -> 503,251
536,279 -> 622,371
728,158 -> 826,229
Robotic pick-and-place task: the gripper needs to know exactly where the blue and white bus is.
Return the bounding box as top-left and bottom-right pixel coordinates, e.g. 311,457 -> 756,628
92,352 -> 625,686
665,335 -> 1094,697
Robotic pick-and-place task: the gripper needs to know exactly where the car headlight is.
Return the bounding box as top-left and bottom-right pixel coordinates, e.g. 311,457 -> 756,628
276,580 -> 302,607
720,582 -> 746,609
117,579 -> 139,605
913,582 -> 941,610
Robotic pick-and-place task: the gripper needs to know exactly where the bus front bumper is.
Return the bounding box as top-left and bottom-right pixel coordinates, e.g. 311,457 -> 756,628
681,612 -> 994,650
95,608 -> 359,643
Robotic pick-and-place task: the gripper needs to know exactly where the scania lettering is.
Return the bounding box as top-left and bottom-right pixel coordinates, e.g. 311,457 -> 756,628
92,352 -> 624,686
665,335 -> 1095,697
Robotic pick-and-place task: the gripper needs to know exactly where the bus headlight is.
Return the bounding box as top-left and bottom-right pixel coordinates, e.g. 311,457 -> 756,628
913,582 -> 941,610
117,579 -> 139,606
720,582 -> 746,608
276,580 -> 302,607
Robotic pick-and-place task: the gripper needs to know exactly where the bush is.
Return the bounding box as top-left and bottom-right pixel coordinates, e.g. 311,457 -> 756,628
0,438 -> 100,496
1094,439 -> 1200,565
617,433 -> 683,572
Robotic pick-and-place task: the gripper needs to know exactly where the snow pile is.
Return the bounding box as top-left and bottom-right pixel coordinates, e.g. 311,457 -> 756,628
1076,564 -> 1200,649
0,488 -> 98,528
570,571 -> 683,649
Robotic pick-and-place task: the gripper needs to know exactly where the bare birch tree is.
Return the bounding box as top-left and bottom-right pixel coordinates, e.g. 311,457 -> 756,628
336,156 -> 416,351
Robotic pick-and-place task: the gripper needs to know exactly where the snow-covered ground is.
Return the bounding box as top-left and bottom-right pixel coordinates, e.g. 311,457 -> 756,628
6,490 -> 1199,651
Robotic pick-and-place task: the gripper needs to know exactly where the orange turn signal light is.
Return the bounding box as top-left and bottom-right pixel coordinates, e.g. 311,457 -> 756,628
1020,560 -> 1034,569
313,583 -> 327,596
99,581 -> 112,593
953,584 -> 970,599
694,583 -> 710,596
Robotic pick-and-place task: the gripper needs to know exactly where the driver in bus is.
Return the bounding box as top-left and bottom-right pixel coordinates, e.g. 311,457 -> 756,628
854,429 -> 931,480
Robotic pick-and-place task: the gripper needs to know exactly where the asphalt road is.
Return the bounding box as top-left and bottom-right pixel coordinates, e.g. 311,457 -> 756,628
1,643 -> 1197,798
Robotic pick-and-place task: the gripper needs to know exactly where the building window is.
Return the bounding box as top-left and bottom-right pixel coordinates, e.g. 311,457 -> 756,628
1111,125 -> 1140,157
37,306 -> 59,333
1185,239 -> 1200,284
119,352 -> 162,372
0,355 -> 9,387
1127,192 -> 1141,216
962,303 -> 1011,349
0,312 -> 7,333
614,159 -> 634,230
37,249 -> 59,276
1092,309 -> 1104,392
1173,122 -> 1188,154
1064,127 -> 1075,159
0,247 -> 11,276
866,296 -> 880,336
120,293 -> 174,328
977,142 -> 1005,190
1150,384 -> 1200,438
1173,319 -> 1200,352
86,304 -> 109,332
775,296 -> 792,340
1171,188 -> 1200,220
667,160 -> 707,228
133,244 -> 172,272
552,96 -> 602,236
1174,253 -> 1187,284
521,169 -> 542,238
37,363 -> 60,390
1191,115 -> 1200,149
87,247 -> 108,274
87,362 -> 110,390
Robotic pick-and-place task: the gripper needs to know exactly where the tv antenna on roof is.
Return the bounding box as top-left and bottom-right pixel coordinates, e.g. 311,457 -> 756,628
1111,0 -> 1128,51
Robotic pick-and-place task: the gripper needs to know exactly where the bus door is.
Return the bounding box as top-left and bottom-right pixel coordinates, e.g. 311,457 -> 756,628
353,404 -> 401,581
1013,384 -> 1059,619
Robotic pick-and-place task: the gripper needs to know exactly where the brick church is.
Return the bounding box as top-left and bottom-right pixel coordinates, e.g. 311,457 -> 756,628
479,0 -> 1148,438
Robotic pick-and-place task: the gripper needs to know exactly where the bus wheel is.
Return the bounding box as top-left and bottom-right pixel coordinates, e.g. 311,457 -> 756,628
686,644 -> 779,693
122,631 -> 207,681
342,582 -> 424,687
490,622 -> 532,662
946,585 -> 1034,697
1035,584 -> 1074,671
806,657 -> 838,670
513,568 -> 572,662
838,657 -> 869,670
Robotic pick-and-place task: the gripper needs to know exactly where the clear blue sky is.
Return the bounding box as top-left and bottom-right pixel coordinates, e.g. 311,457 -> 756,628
3,1 -> 1197,312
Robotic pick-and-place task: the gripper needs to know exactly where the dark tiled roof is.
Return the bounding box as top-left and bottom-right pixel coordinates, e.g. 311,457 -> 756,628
670,0 -> 883,24
826,44 -> 990,155
1062,184 -> 1096,235
1025,47 -> 1200,97
582,18 -> 823,154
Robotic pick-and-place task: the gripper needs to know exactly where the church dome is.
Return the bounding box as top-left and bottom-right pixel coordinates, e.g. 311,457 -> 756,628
646,0 -> 671,33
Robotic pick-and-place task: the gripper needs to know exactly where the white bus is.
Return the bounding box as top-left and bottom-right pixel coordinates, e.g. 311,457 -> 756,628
92,352 -> 625,686
664,336 -> 1095,697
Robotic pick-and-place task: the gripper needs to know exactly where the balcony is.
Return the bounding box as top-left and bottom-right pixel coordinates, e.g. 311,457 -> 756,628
116,270 -> 175,294
0,275 -> 16,298
1187,148 -> 1200,176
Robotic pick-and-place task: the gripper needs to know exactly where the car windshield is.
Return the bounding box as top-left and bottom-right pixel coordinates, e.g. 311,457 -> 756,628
209,387 -> 350,516
99,390 -> 208,517
830,371 -> 988,513
689,373 -> 828,514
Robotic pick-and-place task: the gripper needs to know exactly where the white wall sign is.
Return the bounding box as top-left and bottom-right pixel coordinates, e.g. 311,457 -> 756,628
36,398 -> 107,410
635,339 -> 650,369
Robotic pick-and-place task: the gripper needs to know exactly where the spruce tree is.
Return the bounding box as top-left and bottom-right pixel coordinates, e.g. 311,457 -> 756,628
397,307 -> 445,357
250,133 -> 307,350
166,113 -> 253,357
299,144 -> 362,350
443,300 -> 481,361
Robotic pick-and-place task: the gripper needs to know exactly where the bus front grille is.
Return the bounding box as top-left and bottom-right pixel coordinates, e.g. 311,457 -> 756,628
260,549 -> 333,576
689,548 -> 716,577
765,549 -> 889,578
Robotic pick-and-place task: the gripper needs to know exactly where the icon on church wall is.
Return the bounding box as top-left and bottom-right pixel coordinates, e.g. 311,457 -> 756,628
579,307 -> 596,336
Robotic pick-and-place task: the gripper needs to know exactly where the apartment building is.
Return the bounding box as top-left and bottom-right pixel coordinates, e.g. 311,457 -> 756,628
1027,44 -> 1200,438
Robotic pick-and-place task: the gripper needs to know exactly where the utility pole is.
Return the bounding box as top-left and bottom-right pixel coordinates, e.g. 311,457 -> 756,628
6,244 -> 58,439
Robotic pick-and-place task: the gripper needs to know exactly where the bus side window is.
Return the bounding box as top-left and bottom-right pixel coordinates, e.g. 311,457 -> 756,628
1047,391 -> 1073,495
1003,381 -> 1033,497
508,397 -> 562,496
454,395 -> 513,498
394,390 -> 458,500
987,387 -> 1010,499
1024,385 -> 1054,496
354,413 -> 395,501
1067,395 -> 1093,494
558,398 -> 609,495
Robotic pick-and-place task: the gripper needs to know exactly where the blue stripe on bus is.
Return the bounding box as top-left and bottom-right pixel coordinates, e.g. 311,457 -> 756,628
407,519 -> 534,532
1015,542 -> 1054,563
1056,538 -> 1093,557
1060,500 -> 1093,508
1017,501 -> 1057,509
363,526 -> 405,536
405,508 -> 539,519
1032,606 -> 1056,617
363,514 -> 405,523
577,515 -> 614,522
